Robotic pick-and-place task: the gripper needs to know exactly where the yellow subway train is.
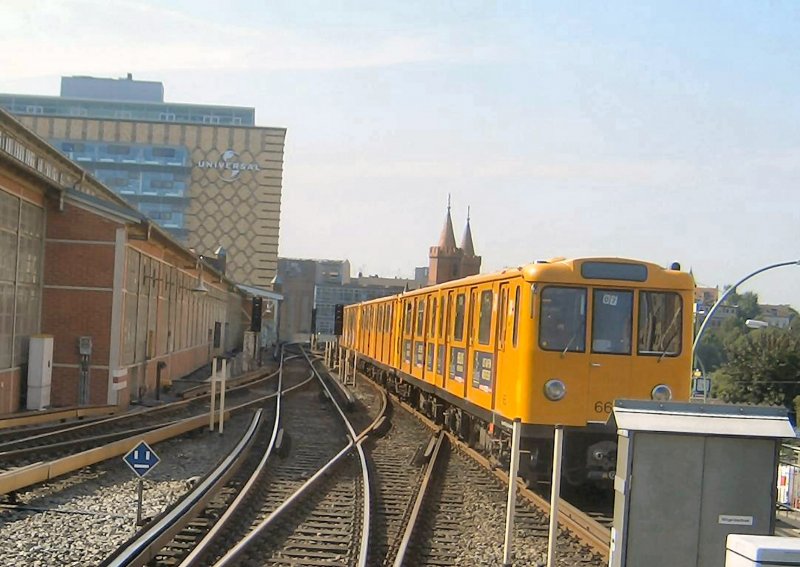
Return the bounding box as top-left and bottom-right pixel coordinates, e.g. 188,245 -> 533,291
341,257 -> 694,483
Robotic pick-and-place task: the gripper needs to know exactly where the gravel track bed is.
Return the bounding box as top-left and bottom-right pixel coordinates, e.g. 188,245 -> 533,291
0,410 -> 256,566
340,367 -> 603,566
408,442 -> 603,566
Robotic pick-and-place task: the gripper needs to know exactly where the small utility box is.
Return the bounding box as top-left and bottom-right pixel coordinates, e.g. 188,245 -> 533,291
27,335 -> 53,410
609,400 -> 794,567
726,534 -> 800,566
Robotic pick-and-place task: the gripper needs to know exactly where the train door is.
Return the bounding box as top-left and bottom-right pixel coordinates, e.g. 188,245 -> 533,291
371,305 -> 377,358
412,297 -> 426,381
445,289 -> 468,398
492,282 -> 510,411
401,299 -> 414,375
383,303 -> 392,366
425,294 -> 438,385
587,288 -> 633,422
376,304 -> 384,362
434,292 -> 448,389
467,284 -> 496,410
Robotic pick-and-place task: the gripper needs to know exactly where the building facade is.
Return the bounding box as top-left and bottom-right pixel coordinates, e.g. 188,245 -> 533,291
0,108 -> 251,413
274,258 -> 419,341
0,75 -> 285,287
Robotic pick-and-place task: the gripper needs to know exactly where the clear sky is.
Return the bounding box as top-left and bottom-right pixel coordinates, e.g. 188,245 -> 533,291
2,1 -> 799,307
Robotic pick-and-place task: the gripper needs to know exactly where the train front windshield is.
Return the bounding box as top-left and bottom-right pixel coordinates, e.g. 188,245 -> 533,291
538,286 -> 683,357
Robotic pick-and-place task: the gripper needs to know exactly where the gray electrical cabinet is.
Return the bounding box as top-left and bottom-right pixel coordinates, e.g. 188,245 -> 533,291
608,400 -> 794,567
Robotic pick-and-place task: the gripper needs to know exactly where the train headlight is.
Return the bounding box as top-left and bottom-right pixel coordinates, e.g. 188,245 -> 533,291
651,384 -> 672,401
544,379 -> 566,401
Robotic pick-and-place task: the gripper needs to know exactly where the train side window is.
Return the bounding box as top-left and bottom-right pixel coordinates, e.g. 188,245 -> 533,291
453,293 -> 466,341
405,302 -> 413,334
438,295 -> 446,338
539,286 -> 587,352
638,291 -> 682,356
591,289 -> 633,354
498,287 -> 508,347
429,298 -> 438,339
387,304 -> 393,332
416,299 -> 425,336
478,290 -> 493,345
512,286 -> 521,347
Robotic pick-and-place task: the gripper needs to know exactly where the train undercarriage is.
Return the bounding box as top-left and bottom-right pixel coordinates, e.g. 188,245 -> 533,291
359,359 -> 617,487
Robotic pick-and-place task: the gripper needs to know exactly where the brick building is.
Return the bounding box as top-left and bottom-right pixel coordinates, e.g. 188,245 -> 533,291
0,108 -> 251,413
428,203 -> 481,285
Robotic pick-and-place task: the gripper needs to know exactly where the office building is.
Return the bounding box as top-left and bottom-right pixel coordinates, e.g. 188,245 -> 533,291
0,75 -> 285,287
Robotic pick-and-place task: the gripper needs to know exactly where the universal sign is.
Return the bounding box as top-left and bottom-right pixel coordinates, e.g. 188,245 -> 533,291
196,149 -> 260,183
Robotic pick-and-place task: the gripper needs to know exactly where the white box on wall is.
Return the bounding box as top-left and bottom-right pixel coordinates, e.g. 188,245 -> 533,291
27,335 -> 53,410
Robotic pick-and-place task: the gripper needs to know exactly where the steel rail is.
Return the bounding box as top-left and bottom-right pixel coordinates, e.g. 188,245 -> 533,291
0,366 -> 280,452
392,430 -> 446,567
0,405 -> 117,430
0,366 -> 309,496
355,365 -> 611,562
212,345 -> 375,567
103,349 -> 304,567
176,347 -> 289,566
100,409 -> 265,567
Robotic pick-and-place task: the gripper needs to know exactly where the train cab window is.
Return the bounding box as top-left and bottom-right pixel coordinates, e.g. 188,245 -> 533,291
638,291 -> 682,356
453,293 -> 466,341
539,287 -> 587,352
416,300 -> 425,336
478,290 -> 493,345
591,289 -> 633,354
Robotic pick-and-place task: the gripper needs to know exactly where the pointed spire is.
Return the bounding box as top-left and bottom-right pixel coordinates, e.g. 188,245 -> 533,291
437,195 -> 457,250
461,206 -> 475,256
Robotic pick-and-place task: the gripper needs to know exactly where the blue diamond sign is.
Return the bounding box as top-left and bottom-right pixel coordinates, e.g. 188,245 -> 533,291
123,441 -> 160,478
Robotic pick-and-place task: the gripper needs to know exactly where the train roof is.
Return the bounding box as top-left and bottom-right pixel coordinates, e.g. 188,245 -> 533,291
346,257 -> 696,308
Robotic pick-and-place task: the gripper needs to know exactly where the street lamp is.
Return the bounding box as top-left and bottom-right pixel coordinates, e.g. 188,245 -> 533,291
692,260 -> 800,367
745,319 -> 769,329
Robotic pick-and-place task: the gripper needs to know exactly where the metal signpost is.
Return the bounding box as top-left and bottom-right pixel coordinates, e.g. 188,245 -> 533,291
123,440 -> 160,526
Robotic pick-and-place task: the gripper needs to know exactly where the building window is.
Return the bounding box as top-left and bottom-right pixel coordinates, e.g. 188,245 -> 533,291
151,147 -> 176,158
202,115 -> 221,124
106,144 -> 131,155
25,105 -> 44,114
0,191 -> 43,369
114,110 -> 133,119
158,112 -> 176,121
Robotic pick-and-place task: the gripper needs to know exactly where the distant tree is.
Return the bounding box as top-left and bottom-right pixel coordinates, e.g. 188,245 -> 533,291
720,287 -> 760,324
712,328 -> 800,415
695,318 -> 744,373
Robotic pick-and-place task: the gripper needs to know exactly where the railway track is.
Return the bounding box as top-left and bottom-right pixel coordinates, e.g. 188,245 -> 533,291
0,365 -> 281,479
351,363 -> 609,565
204,346 -> 375,566
98,345 -> 382,567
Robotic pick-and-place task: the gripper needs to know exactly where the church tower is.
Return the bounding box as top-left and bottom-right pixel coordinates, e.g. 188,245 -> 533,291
459,207 -> 481,278
428,198 -> 480,285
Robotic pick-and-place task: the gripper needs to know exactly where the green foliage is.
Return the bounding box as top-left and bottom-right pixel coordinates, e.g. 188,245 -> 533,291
712,328 -> 800,411
696,318 -> 744,373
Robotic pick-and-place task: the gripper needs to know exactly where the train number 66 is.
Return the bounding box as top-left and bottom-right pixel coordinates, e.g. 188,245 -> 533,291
594,401 -> 613,413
